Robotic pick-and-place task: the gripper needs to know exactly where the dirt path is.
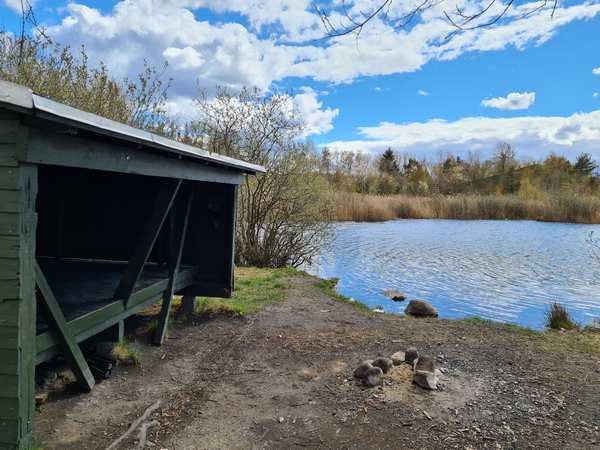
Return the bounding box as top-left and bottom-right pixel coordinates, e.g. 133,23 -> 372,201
36,275 -> 600,449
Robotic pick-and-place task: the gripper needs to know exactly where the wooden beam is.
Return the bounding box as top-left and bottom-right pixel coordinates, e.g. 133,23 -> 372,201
36,267 -> 197,363
114,179 -> 181,307
153,186 -> 194,345
25,129 -> 244,185
34,262 -> 95,392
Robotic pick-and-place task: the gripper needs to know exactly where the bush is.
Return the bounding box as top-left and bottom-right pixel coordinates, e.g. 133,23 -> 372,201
545,302 -> 578,330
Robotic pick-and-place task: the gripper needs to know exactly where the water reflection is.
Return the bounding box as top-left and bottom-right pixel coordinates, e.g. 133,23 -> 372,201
306,220 -> 600,329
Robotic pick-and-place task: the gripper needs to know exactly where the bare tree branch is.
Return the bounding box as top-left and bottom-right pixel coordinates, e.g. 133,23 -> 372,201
314,0 -> 559,40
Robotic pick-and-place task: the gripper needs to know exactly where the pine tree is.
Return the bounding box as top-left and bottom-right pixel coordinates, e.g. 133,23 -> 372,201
378,148 -> 400,176
574,153 -> 597,176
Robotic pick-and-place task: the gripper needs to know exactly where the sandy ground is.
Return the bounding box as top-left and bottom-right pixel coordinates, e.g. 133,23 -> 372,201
36,274 -> 600,450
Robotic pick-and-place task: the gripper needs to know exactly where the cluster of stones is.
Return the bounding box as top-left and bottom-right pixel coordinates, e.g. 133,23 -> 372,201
353,347 -> 439,390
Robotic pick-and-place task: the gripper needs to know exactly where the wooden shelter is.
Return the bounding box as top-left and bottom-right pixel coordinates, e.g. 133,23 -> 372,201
0,80 -> 264,449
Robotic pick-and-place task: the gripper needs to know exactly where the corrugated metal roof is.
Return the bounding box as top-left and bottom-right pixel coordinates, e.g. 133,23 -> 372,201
0,80 -> 265,175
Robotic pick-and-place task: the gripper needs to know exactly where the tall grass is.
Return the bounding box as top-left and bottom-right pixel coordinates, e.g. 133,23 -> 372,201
335,192 -> 600,224
545,303 -> 578,330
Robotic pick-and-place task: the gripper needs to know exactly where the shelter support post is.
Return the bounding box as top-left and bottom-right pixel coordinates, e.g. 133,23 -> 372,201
0,115 -> 38,449
114,179 -> 182,307
35,262 -> 95,392
153,185 -> 194,345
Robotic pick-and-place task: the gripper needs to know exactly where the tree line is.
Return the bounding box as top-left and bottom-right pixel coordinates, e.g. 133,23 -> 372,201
320,144 -> 599,199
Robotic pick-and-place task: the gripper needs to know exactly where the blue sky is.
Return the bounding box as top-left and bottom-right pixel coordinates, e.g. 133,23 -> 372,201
1,0 -> 600,160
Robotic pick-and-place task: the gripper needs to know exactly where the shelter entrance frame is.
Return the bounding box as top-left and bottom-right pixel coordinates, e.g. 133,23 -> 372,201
0,108 -> 246,449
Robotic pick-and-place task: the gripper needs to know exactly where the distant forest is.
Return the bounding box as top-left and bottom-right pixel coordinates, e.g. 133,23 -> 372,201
320,144 -> 598,199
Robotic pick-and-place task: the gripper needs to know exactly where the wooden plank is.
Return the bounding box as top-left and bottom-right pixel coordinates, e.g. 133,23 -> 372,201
0,191 -> 20,213
0,279 -> 19,299
0,326 -> 18,349
36,267 -> 197,362
0,419 -> 19,444
0,397 -> 19,418
0,375 -> 18,397
153,186 -> 193,345
0,168 -> 19,190
26,130 -> 244,185
35,262 -> 95,392
16,163 -> 36,445
0,235 -> 20,258
0,258 -> 18,281
0,212 -> 20,236
115,179 -> 181,307
225,185 -> 238,295
0,349 -> 18,375
0,144 -> 18,167
0,120 -> 20,133
0,299 -> 19,326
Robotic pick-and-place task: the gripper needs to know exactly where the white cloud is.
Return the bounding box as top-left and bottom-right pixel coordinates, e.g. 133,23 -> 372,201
292,87 -> 339,137
46,1 -> 600,91
482,92 -> 536,110
418,89 -> 429,96
39,0 -> 600,136
325,110 -> 600,159
593,67 -> 600,75
3,0 -> 36,13
593,92 -> 599,98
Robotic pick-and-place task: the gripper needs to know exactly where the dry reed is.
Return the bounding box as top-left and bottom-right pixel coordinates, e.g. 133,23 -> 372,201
335,192 -> 600,224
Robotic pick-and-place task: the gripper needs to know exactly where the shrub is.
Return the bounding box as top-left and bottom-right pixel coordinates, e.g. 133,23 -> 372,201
545,302 -> 578,330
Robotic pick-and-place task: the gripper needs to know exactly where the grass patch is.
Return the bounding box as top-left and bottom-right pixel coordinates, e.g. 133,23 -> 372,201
461,316 -> 600,356
194,267 -> 291,317
461,316 -> 540,335
315,277 -> 373,314
111,341 -> 142,366
541,329 -> 600,356
545,302 -> 579,330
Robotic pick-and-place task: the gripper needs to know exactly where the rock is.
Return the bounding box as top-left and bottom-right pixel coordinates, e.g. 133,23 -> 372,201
404,300 -> 438,318
353,361 -> 374,379
391,351 -> 405,365
35,392 -> 48,407
413,356 -> 438,390
405,347 -> 419,364
372,357 -> 393,374
364,366 -> 383,387
384,290 -> 407,302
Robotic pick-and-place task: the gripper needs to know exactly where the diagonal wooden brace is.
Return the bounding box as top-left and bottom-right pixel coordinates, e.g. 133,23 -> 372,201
152,184 -> 194,345
114,179 -> 182,307
35,261 -> 96,392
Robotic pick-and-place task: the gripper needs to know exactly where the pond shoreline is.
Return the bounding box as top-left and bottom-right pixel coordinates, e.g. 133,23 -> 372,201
307,219 -> 600,329
35,268 -> 600,450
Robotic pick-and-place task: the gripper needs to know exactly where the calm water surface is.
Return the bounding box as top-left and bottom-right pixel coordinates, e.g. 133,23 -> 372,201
306,220 -> 600,329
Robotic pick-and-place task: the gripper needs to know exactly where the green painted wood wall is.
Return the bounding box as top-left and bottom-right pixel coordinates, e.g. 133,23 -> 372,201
0,111 -> 37,450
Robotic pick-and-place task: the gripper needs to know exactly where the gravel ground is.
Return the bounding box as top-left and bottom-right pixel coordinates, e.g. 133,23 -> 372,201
36,274 -> 600,450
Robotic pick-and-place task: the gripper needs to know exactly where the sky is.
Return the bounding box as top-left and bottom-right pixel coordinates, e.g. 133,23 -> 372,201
1,0 -> 600,161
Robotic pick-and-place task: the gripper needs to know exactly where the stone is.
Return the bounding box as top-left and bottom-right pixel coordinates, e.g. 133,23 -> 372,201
372,357 -> 393,374
364,366 -> 383,387
35,392 -> 48,407
353,361 -> 374,379
405,347 -> 419,364
404,300 -> 438,318
391,351 -> 405,365
413,356 -> 438,390
384,290 -> 407,302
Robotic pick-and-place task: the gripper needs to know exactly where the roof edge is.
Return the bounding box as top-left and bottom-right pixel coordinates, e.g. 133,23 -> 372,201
0,80 -> 265,175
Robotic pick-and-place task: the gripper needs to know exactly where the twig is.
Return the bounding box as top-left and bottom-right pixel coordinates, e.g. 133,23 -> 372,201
104,400 -> 161,450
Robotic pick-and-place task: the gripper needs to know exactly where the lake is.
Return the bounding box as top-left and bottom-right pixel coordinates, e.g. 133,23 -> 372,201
306,220 -> 600,329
